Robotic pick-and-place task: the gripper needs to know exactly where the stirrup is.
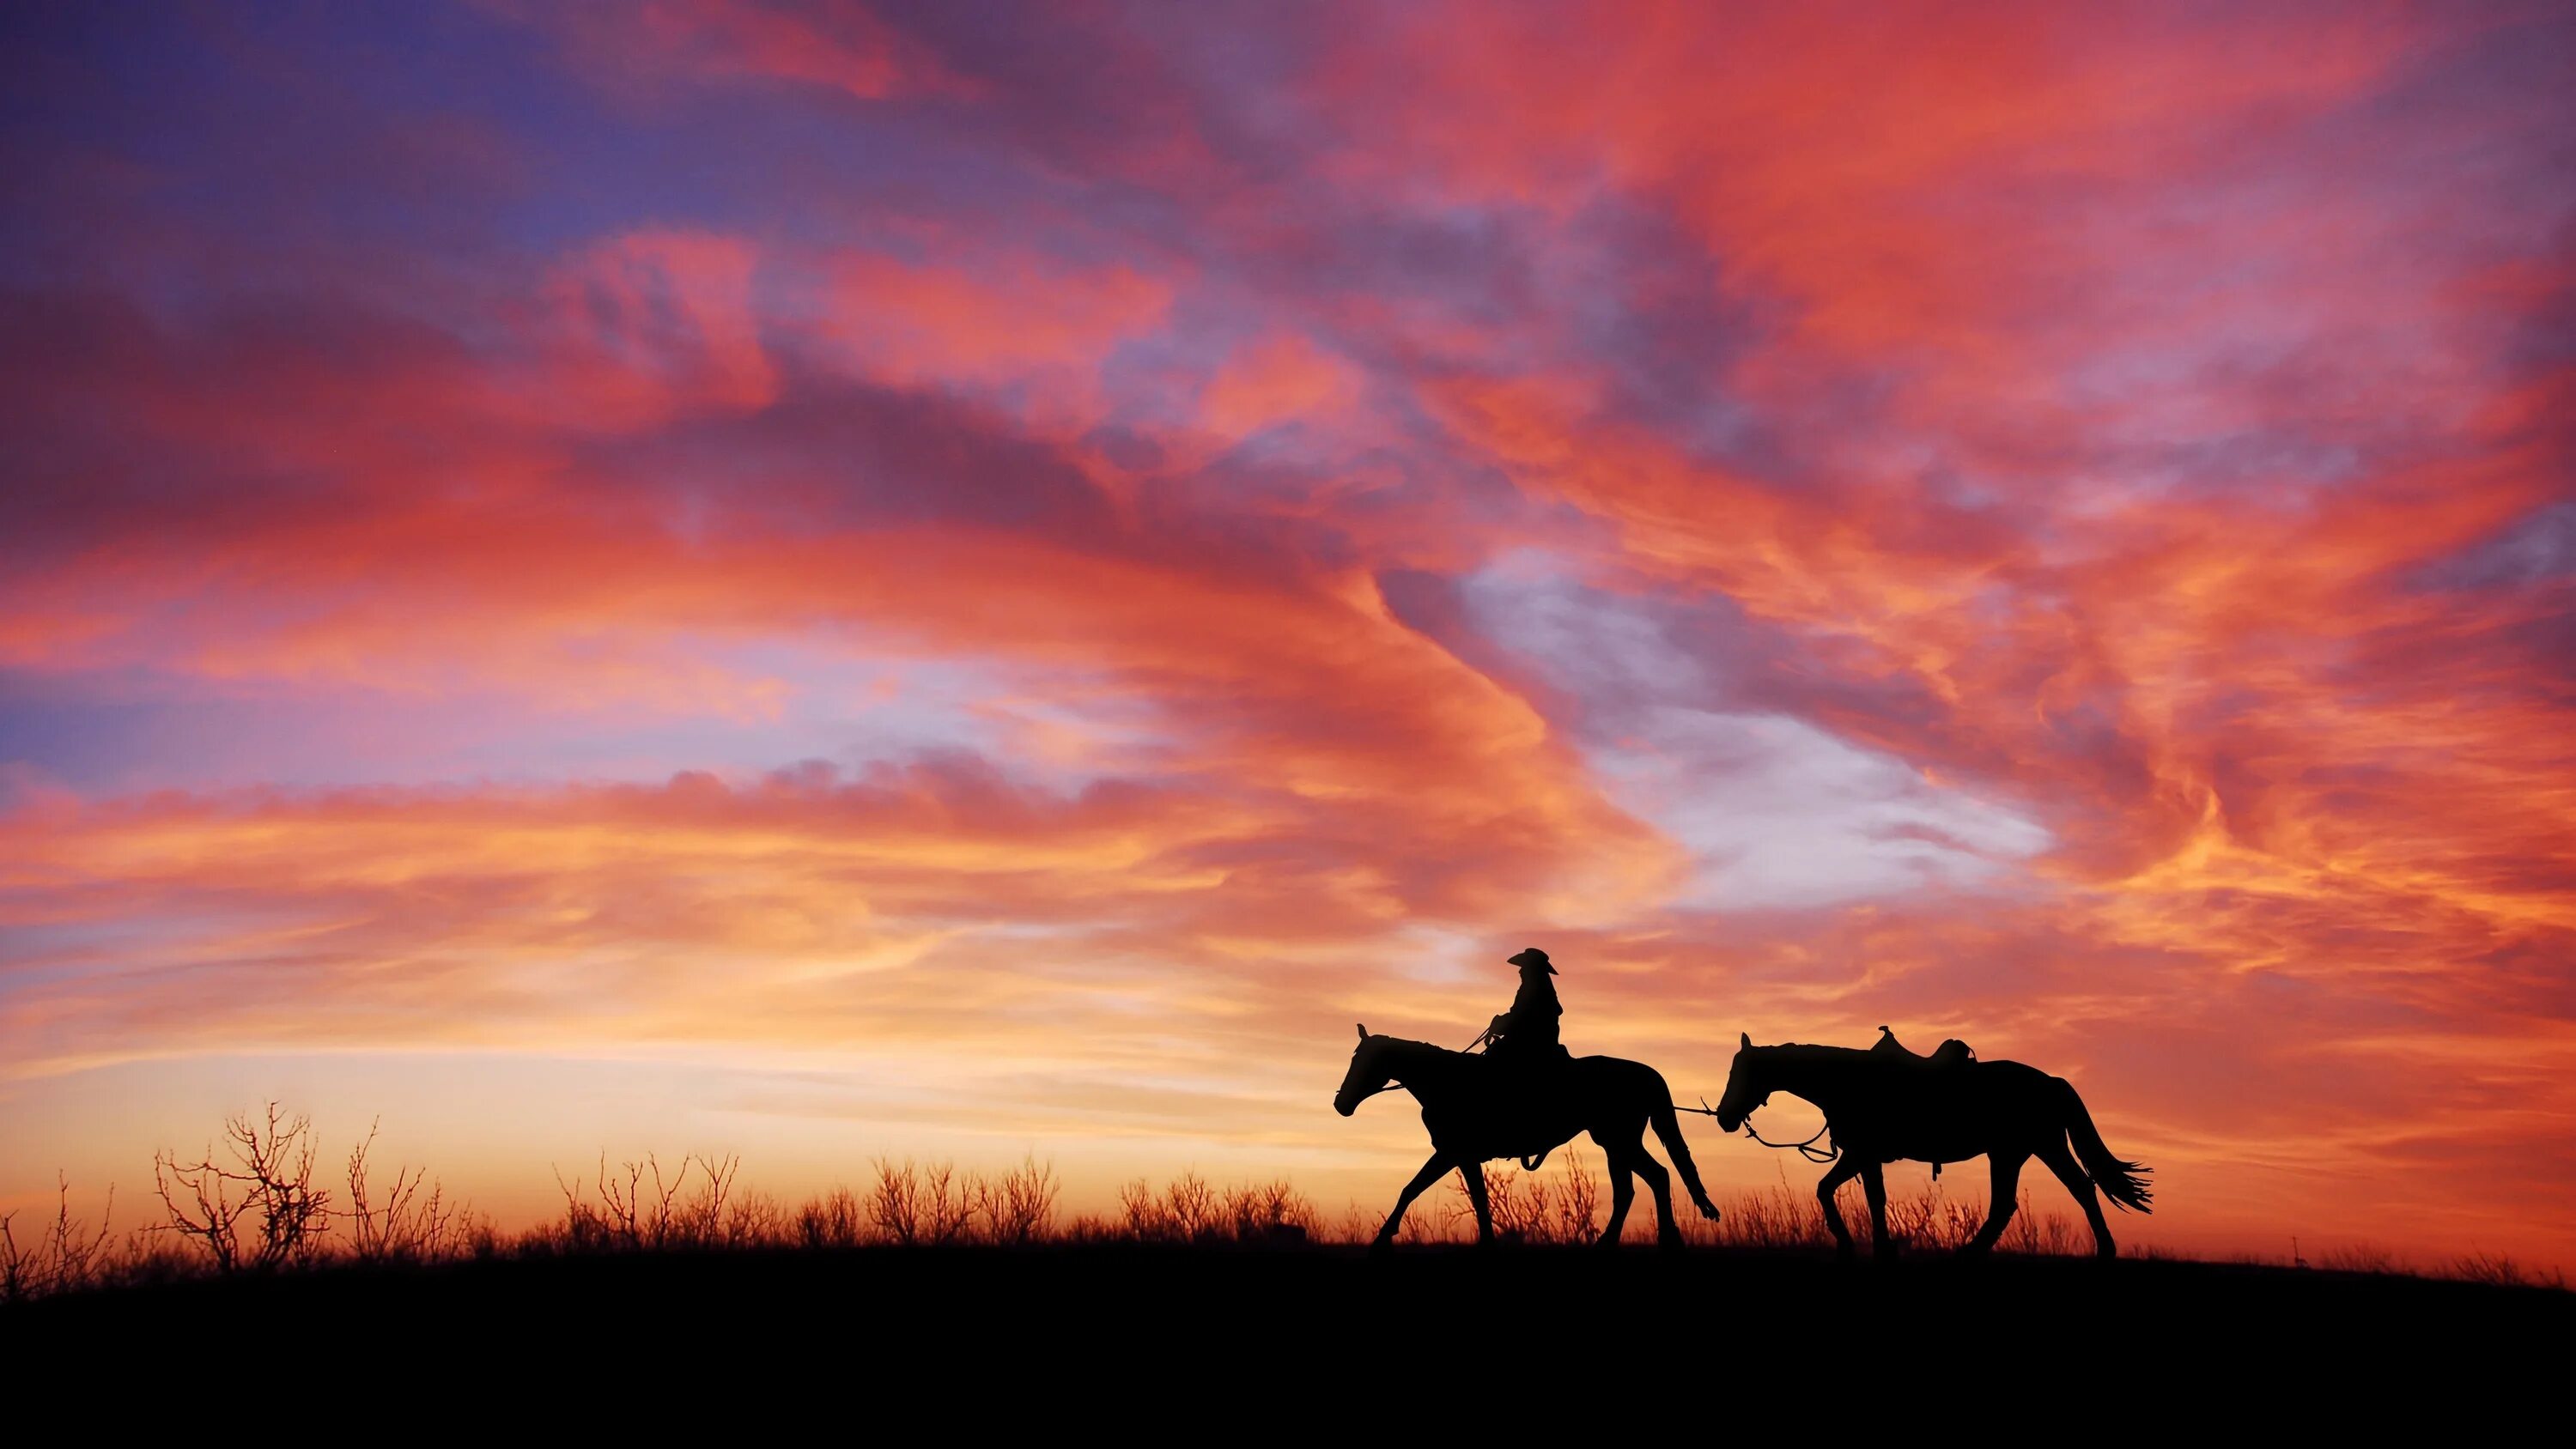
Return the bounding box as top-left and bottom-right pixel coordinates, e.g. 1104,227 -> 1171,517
1520,1149 -> 1549,1172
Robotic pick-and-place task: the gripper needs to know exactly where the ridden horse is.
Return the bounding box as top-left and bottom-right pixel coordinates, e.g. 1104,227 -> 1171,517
1335,1026 -> 1719,1251
1712,1032 -> 2152,1259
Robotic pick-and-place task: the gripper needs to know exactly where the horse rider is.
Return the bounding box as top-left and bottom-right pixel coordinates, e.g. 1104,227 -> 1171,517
1482,947 -> 1571,1068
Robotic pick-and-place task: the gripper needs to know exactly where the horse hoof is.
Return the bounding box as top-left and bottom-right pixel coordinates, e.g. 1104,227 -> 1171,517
1368,1238 -> 1396,1259
1658,1234 -> 1686,1255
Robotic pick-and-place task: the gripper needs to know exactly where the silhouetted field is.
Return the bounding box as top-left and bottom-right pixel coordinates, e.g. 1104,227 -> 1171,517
4,1108 -> 2563,1421
10,1240 -> 2566,1425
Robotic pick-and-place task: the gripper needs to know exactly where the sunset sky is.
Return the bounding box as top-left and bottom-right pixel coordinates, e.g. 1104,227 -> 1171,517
4,2 -> 2572,1267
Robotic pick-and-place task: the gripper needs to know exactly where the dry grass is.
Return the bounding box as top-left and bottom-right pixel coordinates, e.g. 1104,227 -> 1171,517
2314,1241 -> 2404,1275
4,1106 -> 2567,1302
1095,1171 -> 1317,1245
1425,1155 -> 2091,1256
2449,1251 -> 2567,1290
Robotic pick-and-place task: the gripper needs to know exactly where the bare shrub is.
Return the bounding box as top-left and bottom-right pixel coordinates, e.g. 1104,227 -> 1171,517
1706,1177 -> 1823,1251
922,1161 -> 981,1245
1553,1148 -> 1601,1244
672,1153 -> 740,1247
871,1157 -> 926,1245
0,1173 -> 119,1301
550,1160 -> 616,1252
1924,1185 -> 1986,1250
1117,1178 -> 1162,1240
797,1187 -> 866,1249
546,1150 -> 733,1251
860,1157 -> 987,1246
343,1120 -> 465,1264
1118,1172 -> 1226,1243
0,1212 -> 21,1304
1222,1179 -> 1316,1245
1868,1179 -> 1986,1253
722,1185 -> 787,1248
568,1155 -> 647,1249
2002,1188 -> 2078,1256
1165,1172 -> 1217,1242
2451,1251 -> 2566,1290
1059,1212 -> 1121,1243
155,1104 -> 331,1274
1449,1166 -> 1557,1243
984,1155 -> 1060,1246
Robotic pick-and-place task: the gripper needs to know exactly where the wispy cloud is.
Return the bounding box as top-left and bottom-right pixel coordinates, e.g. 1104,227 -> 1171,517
3,0 -> 2570,1264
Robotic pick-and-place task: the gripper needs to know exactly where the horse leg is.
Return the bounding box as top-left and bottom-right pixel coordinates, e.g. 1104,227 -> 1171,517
1462,1161 -> 1496,1247
1815,1155 -> 1864,1261
1372,1152 -> 1454,1254
2037,1137 -> 2116,1259
1634,1150 -> 1682,1252
1596,1146 -> 1638,1250
1963,1152 -> 2026,1256
1861,1160 -> 1896,1261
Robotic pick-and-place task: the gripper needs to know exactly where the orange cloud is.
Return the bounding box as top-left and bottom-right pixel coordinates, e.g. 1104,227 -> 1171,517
1198,333 -> 1356,440
828,251 -> 1173,397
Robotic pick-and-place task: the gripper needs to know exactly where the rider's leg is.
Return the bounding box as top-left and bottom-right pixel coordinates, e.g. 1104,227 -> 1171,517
1861,1161 -> 1895,1259
1815,1155 -> 1863,1259
2035,1137 -> 2115,1258
1462,1162 -> 1495,1246
1963,1152 -> 2026,1255
1374,1152 -> 1455,1250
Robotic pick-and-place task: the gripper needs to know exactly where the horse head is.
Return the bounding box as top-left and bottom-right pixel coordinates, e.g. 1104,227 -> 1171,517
1713,1030 -> 1771,1132
1334,1022 -> 1386,1117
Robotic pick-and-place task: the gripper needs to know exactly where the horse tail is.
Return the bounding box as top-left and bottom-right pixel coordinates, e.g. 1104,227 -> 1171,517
1648,1075 -> 1721,1222
2059,1078 -> 2153,1214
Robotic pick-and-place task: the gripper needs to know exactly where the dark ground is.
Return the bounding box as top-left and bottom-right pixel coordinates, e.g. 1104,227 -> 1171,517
8,1246 -> 2565,1426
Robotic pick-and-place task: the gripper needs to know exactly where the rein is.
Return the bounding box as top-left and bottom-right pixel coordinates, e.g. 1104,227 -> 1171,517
1347,1027 -> 1493,1106
1676,1096 -> 1841,1164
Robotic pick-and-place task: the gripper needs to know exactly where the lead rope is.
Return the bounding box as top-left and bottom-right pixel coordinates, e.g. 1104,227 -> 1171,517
1675,1097 -> 1841,1164
1743,1119 -> 1840,1164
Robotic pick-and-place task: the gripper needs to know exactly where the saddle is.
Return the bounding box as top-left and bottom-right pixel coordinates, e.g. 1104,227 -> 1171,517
1465,1044 -> 1574,1171
1871,1025 -> 1974,1070
1869,1027 -> 1974,1179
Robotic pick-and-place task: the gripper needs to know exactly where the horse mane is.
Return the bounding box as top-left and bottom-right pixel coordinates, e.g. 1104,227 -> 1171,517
1369,1034 -> 1463,1060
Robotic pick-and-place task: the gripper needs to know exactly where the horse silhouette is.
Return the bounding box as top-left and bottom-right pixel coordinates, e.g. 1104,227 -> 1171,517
1335,1025 -> 1719,1251
1712,1031 -> 2151,1259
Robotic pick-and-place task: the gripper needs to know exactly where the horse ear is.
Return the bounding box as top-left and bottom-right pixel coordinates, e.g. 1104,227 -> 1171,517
1741,1031 -> 1753,1048
1357,1022 -> 1368,1041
